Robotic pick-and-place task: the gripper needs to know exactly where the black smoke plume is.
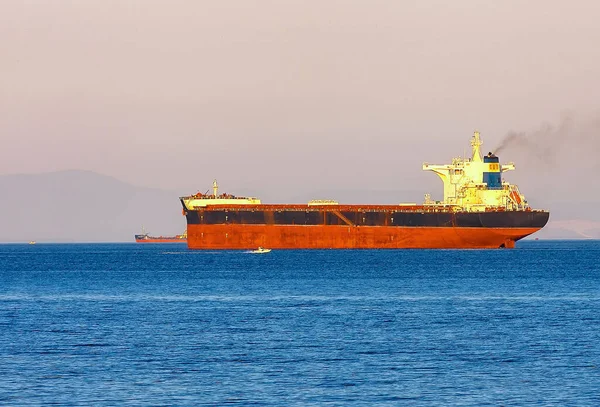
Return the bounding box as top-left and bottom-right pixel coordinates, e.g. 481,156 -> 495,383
493,112 -> 599,164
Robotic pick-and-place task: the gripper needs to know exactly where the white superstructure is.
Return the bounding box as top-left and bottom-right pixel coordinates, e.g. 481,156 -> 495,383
422,131 -> 527,212
181,180 -> 261,209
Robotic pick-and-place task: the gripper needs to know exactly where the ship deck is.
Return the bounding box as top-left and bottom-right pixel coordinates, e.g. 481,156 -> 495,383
185,203 -> 543,213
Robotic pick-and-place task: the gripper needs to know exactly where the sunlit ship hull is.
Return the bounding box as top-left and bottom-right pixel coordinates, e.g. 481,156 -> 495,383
184,206 -> 549,249
180,132 -> 550,250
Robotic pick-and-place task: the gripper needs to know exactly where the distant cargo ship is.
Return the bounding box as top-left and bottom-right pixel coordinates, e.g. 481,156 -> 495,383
134,227 -> 187,243
179,132 -> 549,249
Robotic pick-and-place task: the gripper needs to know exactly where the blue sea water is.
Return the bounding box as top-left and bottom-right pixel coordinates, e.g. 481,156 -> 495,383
0,241 -> 599,406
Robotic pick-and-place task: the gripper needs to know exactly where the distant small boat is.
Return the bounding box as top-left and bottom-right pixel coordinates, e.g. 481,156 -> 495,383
134,226 -> 187,243
28,241 -> 36,245
249,247 -> 271,254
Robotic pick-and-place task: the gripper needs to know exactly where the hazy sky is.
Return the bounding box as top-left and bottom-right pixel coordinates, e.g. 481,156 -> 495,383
2,0 -> 599,202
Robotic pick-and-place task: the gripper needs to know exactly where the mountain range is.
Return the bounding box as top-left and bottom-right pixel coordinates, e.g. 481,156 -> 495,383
0,171 -> 185,242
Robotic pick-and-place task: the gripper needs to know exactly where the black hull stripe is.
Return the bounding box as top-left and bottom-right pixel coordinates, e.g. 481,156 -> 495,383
185,210 -> 549,228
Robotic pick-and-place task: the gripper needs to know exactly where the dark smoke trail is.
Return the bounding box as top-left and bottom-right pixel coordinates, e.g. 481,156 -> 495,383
492,113 -> 599,164
493,132 -> 520,156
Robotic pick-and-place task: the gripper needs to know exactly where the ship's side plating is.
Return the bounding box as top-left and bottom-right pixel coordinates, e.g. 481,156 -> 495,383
184,206 -> 547,249
180,132 -> 549,249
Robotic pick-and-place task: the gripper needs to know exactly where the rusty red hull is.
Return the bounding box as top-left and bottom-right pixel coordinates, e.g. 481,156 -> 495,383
186,224 -> 542,249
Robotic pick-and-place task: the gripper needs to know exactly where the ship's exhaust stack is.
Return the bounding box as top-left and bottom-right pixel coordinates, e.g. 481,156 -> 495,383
483,151 -> 502,189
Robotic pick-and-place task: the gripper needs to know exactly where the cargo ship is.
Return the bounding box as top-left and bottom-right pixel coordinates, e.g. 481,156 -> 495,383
180,132 -> 549,249
134,227 -> 187,243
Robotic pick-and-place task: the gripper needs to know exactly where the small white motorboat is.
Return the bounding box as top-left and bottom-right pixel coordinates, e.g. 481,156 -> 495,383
249,247 -> 271,254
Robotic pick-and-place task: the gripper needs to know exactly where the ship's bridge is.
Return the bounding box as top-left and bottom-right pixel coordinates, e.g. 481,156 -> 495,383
422,131 -> 525,211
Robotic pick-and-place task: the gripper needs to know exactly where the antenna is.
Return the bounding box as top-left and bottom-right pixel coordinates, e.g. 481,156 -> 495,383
471,130 -> 483,162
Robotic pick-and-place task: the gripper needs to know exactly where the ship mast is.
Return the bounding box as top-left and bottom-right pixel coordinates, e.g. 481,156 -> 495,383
471,130 -> 483,162
213,179 -> 219,197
